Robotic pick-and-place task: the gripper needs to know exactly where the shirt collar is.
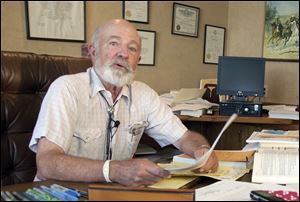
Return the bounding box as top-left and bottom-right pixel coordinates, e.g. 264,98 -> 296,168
89,67 -> 130,101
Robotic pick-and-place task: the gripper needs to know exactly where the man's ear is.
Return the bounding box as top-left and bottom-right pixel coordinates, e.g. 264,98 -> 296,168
88,43 -> 97,65
88,43 -> 96,57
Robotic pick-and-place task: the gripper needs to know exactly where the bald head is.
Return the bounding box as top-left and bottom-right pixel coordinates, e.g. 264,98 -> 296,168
89,19 -> 141,87
91,19 -> 141,50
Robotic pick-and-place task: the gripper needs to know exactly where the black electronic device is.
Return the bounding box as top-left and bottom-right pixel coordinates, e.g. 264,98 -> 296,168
219,101 -> 262,117
217,56 -> 265,100
217,56 -> 265,117
250,190 -> 285,201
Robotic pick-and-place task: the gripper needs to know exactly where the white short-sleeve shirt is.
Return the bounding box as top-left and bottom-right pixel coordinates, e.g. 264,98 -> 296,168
29,67 -> 187,160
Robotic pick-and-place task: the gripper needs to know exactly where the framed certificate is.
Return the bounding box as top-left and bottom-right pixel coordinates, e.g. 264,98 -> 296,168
123,1 -> 149,24
172,3 -> 200,37
137,30 -> 156,66
203,24 -> 226,64
25,1 -> 86,42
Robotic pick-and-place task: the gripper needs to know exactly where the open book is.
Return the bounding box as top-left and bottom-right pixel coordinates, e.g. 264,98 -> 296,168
252,148 -> 299,184
162,113 -> 238,173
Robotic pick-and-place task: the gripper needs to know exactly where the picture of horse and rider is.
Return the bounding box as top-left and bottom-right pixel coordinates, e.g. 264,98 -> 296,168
263,1 -> 299,60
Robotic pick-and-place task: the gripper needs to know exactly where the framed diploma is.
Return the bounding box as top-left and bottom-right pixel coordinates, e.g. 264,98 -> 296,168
172,3 -> 200,37
137,30 -> 156,66
203,24 -> 226,64
123,1 -> 149,24
25,1 -> 86,42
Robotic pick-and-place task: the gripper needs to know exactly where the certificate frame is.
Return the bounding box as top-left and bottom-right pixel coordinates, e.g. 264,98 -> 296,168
123,1 -> 149,24
137,29 -> 156,66
25,1 -> 86,42
172,3 -> 200,38
203,24 -> 226,64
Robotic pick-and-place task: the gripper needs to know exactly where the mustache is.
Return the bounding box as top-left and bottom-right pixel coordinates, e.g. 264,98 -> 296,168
109,58 -> 133,72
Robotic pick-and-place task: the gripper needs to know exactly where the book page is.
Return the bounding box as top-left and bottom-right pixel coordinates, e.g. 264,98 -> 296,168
162,113 -> 238,173
252,148 -> 299,184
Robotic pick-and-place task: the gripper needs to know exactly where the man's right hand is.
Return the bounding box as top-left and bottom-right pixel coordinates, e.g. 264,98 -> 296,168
109,158 -> 170,186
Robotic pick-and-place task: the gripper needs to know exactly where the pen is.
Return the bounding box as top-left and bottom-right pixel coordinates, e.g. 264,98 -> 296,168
40,185 -> 68,201
4,191 -> 17,201
65,186 -> 88,198
26,188 -> 51,201
25,189 -> 42,201
1,191 -> 12,201
33,187 -> 59,201
51,184 -> 80,197
41,185 -> 78,201
12,191 -> 31,201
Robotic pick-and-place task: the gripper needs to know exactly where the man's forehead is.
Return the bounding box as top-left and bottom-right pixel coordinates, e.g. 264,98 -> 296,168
107,35 -> 139,44
102,26 -> 140,44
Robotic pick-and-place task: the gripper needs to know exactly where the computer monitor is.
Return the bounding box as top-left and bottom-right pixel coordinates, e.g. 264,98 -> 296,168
217,56 -> 265,101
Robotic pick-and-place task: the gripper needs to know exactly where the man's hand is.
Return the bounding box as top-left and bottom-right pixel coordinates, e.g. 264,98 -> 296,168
193,147 -> 218,173
109,158 -> 170,186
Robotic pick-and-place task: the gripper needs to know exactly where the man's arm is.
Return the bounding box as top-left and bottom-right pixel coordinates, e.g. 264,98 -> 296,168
173,130 -> 219,172
36,137 -> 103,182
36,137 -> 169,186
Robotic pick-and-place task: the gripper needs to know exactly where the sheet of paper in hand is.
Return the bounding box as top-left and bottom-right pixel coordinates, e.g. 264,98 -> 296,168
163,113 -> 238,173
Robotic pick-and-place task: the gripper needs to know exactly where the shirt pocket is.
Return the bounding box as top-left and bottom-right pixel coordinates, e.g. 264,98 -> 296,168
73,128 -> 103,143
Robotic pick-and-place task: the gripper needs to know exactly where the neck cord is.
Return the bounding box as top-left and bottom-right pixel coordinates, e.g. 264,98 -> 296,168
99,91 -> 118,160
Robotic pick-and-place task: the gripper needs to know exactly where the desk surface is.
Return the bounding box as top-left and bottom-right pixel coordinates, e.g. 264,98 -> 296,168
1,147 -> 252,200
178,114 -> 299,125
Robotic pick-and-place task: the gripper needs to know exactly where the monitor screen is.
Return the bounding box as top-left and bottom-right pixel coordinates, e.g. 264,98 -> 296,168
217,56 -> 265,98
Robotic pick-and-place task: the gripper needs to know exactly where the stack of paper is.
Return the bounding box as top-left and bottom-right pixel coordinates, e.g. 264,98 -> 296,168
246,129 -> 299,148
160,88 -> 218,117
264,105 -> 299,120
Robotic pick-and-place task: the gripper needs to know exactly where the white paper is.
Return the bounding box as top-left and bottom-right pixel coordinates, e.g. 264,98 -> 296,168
173,88 -> 206,103
252,148 -> 299,184
164,113 -> 238,172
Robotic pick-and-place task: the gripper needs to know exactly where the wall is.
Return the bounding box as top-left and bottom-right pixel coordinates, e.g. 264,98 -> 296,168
1,1 -> 299,104
227,2 -> 299,104
1,1 -> 227,93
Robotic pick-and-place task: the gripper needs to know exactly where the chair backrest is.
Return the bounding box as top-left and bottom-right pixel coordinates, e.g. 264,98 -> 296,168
1,51 -> 92,185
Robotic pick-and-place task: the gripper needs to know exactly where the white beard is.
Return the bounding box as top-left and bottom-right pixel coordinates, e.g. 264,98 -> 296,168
96,58 -> 136,87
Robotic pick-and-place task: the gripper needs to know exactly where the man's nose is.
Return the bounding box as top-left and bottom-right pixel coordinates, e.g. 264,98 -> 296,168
117,46 -> 129,59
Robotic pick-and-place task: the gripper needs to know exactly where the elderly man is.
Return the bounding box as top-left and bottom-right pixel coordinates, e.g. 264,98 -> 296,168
29,19 -> 218,186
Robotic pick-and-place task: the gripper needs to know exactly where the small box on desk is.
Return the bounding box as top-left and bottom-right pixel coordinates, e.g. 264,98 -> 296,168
88,184 -> 194,201
219,101 -> 262,117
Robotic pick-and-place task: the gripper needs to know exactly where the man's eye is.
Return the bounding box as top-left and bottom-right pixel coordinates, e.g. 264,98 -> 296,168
109,41 -> 119,46
129,47 -> 137,53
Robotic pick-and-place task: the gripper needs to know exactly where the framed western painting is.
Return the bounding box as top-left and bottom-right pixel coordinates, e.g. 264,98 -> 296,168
123,1 -> 149,24
203,25 -> 226,64
172,3 -> 200,37
137,30 -> 156,66
25,1 -> 86,42
263,1 -> 299,61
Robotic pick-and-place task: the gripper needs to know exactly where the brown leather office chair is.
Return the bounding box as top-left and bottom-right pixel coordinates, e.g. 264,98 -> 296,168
1,51 -> 92,185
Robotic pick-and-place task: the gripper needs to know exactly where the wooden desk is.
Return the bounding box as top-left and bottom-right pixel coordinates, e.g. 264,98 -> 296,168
1,174 -> 252,201
179,114 -> 299,126
178,114 -> 299,150
140,114 -> 298,151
